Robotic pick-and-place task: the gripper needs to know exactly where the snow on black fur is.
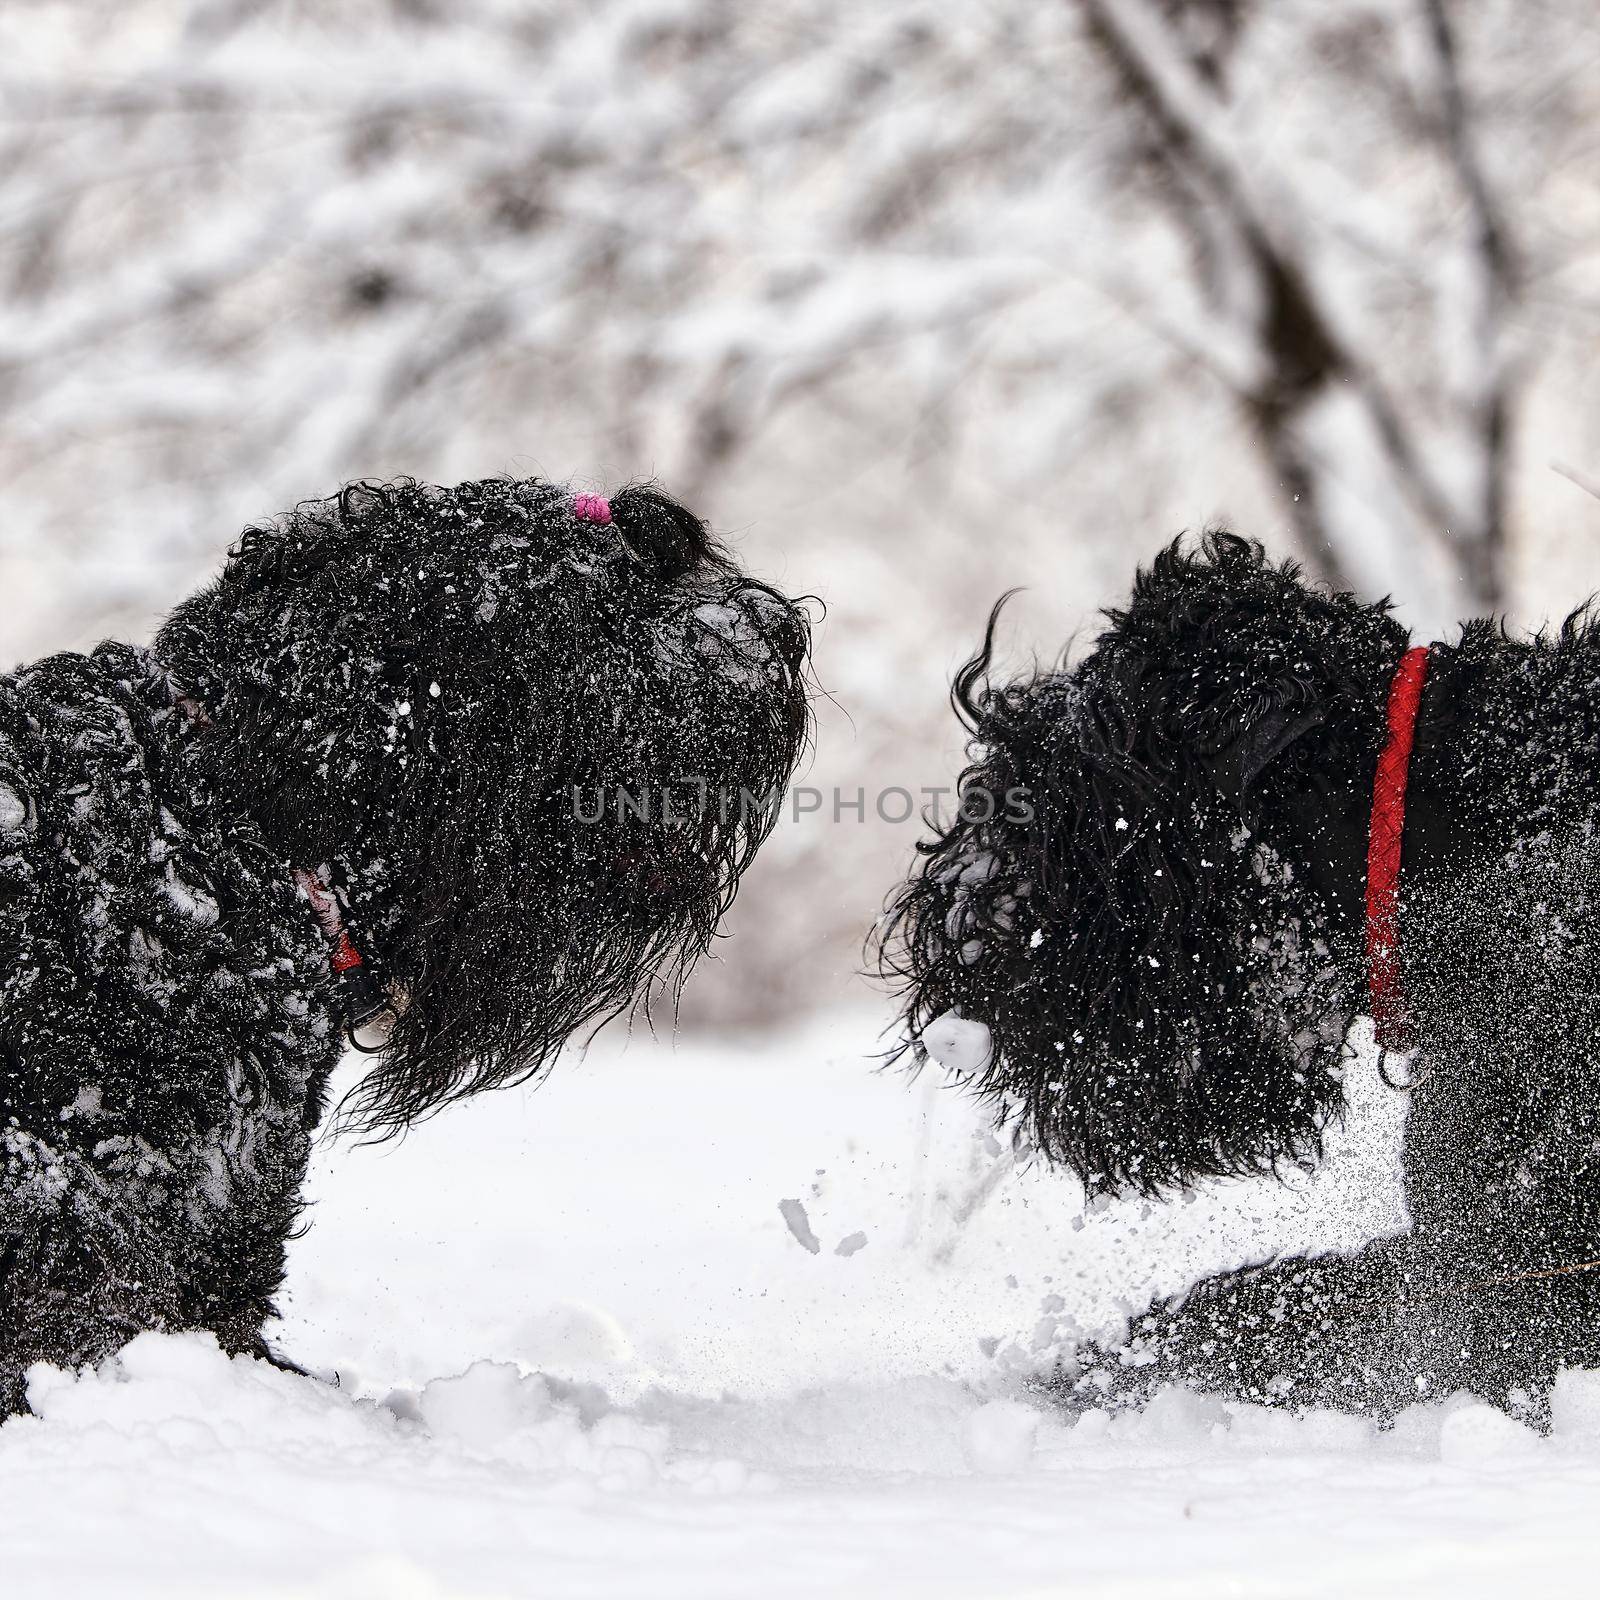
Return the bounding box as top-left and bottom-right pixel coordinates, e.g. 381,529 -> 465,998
884,532 -> 1600,1418
0,475 -> 812,1414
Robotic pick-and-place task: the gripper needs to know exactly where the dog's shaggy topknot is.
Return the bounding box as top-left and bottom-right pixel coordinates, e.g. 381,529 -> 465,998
881,533 -> 1407,1194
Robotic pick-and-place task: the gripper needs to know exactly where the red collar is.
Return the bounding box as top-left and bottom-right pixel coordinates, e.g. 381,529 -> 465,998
1365,645 -> 1431,1050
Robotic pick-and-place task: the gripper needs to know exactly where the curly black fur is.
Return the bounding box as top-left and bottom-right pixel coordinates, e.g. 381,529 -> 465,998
883,534 -> 1402,1191
0,475 -> 811,1413
884,531 -> 1600,1415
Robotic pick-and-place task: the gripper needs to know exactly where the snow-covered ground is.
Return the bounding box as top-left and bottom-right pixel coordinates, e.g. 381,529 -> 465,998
7,1009 -> 1600,1598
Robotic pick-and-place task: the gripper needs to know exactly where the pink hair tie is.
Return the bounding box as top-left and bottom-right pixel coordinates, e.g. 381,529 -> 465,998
572,492 -> 612,525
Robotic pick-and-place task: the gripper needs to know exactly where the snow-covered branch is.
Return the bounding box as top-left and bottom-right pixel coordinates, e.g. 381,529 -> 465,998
1075,0 -> 1525,605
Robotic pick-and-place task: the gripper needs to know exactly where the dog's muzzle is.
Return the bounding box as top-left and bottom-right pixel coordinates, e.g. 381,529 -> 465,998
695,585 -> 809,680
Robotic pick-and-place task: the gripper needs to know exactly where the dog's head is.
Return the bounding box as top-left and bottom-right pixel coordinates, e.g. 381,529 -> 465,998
157,477 -> 812,1131
882,533 -> 1406,1195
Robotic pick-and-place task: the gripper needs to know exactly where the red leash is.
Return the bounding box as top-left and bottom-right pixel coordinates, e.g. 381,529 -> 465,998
1365,645 -> 1431,1050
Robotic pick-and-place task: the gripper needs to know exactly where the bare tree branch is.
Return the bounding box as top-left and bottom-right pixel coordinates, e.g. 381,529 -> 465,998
1076,0 -> 1522,606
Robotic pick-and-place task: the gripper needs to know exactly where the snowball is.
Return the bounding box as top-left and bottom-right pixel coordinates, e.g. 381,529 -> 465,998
963,1398 -> 1039,1473
922,1012 -> 993,1074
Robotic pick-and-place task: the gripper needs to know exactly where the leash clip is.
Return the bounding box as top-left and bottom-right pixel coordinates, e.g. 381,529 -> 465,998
293,866 -> 393,1042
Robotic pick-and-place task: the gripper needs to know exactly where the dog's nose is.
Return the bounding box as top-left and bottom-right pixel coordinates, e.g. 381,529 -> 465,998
736,585 -> 809,672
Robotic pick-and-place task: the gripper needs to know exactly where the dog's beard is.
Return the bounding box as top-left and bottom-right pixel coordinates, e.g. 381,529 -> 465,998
882,649 -> 1355,1198
342,575 -> 809,1132
156,477 -> 811,1134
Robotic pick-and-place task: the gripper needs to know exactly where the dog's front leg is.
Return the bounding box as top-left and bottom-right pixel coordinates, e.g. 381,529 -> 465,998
0,1215 -> 182,1417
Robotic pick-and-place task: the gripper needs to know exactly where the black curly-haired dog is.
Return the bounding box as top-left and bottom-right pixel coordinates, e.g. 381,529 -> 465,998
0,476 -> 811,1414
884,532 -> 1600,1421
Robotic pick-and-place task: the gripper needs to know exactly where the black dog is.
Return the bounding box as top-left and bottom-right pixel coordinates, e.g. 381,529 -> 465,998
884,532 -> 1600,1420
0,476 -> 811,1414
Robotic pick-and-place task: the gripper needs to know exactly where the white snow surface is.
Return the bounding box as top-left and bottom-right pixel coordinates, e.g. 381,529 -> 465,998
7,1010 -> 1600,1597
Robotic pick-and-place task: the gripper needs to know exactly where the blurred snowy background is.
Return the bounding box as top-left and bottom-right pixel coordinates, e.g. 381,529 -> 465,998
5,0 -> 1600,1029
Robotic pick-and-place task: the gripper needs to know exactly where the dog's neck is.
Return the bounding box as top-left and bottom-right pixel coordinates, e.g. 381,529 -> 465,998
1264,639 -> 1459,984
157,664 -> 390,1032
